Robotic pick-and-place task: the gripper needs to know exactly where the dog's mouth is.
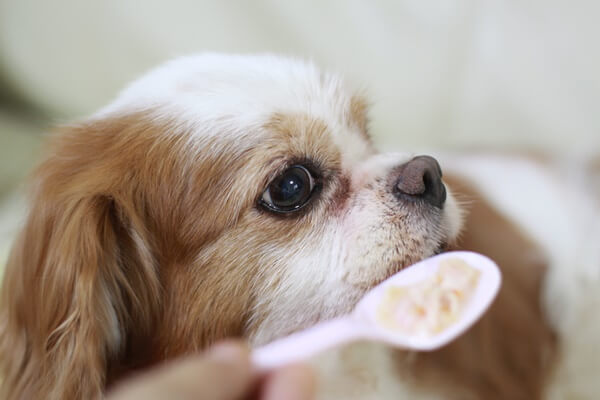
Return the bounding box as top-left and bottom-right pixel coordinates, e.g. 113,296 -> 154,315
396,241 -> 449,273
364,241 -> 449,290
434,241 -> 449,255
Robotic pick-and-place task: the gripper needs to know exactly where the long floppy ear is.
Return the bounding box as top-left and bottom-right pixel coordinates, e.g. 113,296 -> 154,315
0,127 -> 161,399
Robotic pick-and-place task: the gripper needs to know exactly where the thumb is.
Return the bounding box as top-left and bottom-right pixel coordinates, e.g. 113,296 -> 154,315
108,341 -> 255,400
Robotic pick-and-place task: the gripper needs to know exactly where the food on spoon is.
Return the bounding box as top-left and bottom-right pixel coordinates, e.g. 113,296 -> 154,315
376,258 -> 481,336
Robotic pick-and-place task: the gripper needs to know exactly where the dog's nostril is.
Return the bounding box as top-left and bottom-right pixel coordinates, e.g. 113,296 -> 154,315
393,155 -> 446,208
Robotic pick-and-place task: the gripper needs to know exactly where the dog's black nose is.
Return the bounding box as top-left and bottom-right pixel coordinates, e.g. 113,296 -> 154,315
393,155 -> 446,208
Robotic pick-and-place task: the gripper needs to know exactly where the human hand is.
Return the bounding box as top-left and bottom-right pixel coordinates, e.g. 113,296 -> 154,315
107,341 -> 315,400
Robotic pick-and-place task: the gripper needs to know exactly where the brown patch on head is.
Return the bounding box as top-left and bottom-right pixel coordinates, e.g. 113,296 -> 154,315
264,112 -> 341,166
262,112 -> 350,214
394,174 -> 557,400
349,95 -> 371,142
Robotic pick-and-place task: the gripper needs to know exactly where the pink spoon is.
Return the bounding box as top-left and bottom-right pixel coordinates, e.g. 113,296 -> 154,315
252,251 -> 501,371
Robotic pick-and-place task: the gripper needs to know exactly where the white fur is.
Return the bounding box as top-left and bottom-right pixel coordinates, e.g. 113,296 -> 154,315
96,54 -> 367,168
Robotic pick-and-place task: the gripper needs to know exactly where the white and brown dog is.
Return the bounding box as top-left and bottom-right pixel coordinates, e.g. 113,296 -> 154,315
0,54 -> 598,399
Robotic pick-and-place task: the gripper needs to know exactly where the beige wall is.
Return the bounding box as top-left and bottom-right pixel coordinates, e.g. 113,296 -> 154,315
1,0 -> 599,264
2,1 -> 599,153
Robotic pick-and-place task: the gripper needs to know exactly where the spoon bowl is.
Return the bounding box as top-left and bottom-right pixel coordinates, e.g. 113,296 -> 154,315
252,251 -> 501,371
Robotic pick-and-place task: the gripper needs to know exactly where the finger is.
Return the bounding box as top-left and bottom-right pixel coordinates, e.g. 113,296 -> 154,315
108,341 -> 255,400
261,364 -> 315,400
197,341 -> 256,400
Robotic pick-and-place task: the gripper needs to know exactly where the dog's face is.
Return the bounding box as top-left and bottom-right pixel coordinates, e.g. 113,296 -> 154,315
0,54 -> 462,398
99,54 -> 463,346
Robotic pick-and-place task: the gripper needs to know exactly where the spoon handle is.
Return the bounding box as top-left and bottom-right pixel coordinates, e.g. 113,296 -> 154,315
252,317 -> 366,371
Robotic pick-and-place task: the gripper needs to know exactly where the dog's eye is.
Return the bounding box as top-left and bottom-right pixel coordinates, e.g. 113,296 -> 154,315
260,165 -> 316,213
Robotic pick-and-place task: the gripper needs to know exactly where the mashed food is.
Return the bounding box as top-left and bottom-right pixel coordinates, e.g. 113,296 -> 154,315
376,258 -> 480,336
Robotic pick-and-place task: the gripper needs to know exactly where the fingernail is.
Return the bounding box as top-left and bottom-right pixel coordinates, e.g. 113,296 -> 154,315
208,341 -> 248,363
264,364 -> 316,400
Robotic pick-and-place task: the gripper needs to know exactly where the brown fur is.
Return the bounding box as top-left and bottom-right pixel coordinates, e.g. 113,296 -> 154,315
0,113 -> 266,398
0,116 -> 167,399
0,110 -> 363,399
348,95 -> 371,142
396,175 -> 557,400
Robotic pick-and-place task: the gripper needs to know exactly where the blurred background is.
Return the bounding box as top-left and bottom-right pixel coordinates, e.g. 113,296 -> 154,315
1,0 -> 599,270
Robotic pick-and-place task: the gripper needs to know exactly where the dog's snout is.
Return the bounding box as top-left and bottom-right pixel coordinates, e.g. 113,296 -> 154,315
393,155 -> 446,208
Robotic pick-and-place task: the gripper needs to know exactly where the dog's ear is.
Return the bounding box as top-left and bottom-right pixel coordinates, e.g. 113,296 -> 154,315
0,125 -> 161,400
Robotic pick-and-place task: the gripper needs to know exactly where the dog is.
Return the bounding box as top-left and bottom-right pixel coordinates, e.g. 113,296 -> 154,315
1,54 -> 598,399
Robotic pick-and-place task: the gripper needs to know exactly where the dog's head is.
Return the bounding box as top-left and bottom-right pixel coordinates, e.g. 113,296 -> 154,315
0,54 -> 462,399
